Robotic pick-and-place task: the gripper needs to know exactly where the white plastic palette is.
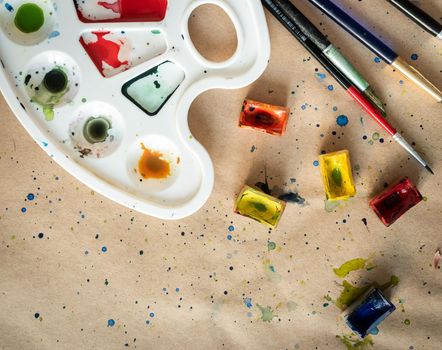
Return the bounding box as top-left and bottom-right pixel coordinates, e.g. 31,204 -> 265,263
0,0 -> 270,219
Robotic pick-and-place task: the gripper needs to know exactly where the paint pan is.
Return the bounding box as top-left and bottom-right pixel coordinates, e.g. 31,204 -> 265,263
369,177 -> 423,226
319,150 -> 356,201
239,99 -> 290,136
343,288 -> 396,338
0,0 -> 270,219
234,185 -> 286,228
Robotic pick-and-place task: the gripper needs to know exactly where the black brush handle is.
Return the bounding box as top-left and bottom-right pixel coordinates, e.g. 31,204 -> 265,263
387,0 -> 442,37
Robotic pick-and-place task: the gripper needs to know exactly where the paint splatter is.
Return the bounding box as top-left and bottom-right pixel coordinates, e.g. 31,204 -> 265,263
373,57 -> 381,63
267,241 -> 276,251
101,246 -> 107,253
336,115 -> 349,127
27,193 -> 35,201
332,275 -> 399,310
333,258 -> 367,278
278,192 -> 306,206
243,298 -> 253,308
263,259 -> 282,283
48,31 -> 60,39
107,319 -> 115,327
410,53 -> 419,61
313,160 -> 319,167
327,85 -> 334,91
228,225 -> 235,232
337,334 -> 374,350
227,234 -> 232,240
5,3 -> 13,12
250,145 -> 256,152
315,72 -> 326,82
257,304 -> 277,322
404,319 -> 411,325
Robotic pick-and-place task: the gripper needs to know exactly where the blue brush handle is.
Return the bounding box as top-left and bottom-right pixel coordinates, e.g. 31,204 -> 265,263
308,0 -> 398,64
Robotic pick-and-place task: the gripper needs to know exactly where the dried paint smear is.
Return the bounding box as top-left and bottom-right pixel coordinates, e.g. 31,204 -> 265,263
138,143 -> 171,180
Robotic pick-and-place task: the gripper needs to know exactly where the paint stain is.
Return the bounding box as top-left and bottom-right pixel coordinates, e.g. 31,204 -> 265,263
278,192 -> 306,206
263,259 -> 282,283
243,298 -> 253,309
257,304 -> 277,322
315,72 -> 326,81
333,258 -> 367,278
138,143 -> 171,180
80,31 -> 129,77
333,276 -> 399,310
14,3 -> 44,33
337,334 -> 374,350
404,319 -> 411,325
107,319 -> 115,327
361,218 -> 368,228
373,57 -> 381,63
98,0 -> 120,13
328,84 -> 334,91
410,53 -> 419,61
267,241 -> 276,251
313,160 -> 319,167
5,3 -> 14,12
336,115 -> 349,127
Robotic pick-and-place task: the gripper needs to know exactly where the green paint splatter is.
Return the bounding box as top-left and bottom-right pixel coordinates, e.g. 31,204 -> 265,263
14,3 -> 44,34
151,29 -> 161,34
372,132 -> 380,141
332,167 -> 343,187
337,334 -> 374,350
333,275 -> 399,310
325,199 -> 341,212
257,304 -> 277,322
263,259 -> 282,283
333,258 -> 367,278
336,280 -> 371,310
267,241 -> 276,251
404,319 -> 411,325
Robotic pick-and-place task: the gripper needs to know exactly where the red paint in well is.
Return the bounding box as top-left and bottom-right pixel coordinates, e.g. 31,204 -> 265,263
80,31 -> 128,77
369,178 -> 423,227
78,0 -> 168,22
239,99 -> 290,136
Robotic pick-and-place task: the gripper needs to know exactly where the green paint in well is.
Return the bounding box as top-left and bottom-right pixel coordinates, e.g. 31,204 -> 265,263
332,167 -> 343,187
337,334 -> 374,350
257,304 -> 277,322
14,3 -> 45,34
333,258 -> 367,278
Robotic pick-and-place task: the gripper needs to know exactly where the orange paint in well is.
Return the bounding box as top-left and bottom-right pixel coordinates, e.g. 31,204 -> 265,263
138,143 -> 170,179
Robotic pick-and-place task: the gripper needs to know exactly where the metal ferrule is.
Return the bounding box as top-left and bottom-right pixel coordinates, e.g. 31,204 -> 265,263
393,133 -> 427,167
392,57 -> 442,102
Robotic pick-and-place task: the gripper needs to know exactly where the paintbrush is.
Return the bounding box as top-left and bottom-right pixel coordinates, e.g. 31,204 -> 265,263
387,0 -> 442,40
306,0 -> 442,102
262,0 -> 434,174
267,0 -> 386,116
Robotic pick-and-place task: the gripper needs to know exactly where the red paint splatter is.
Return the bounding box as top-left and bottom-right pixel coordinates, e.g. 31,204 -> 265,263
80,31 -> 128,77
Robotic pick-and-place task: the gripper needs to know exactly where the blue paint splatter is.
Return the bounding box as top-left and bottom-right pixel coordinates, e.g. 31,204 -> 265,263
399,80 -> 404,85
5,3 -> 13,12
21,207 -> 27,213
48,31 -> 60,39
243,298 -> 253,308
101,246 -> 107,253
175,288 -> 180,292
227,234 -> 232,240
327,85 -> 334,91
315,72 -> 326,82
107,319 -> 115,327
301,104 -> 307,110
247,311 -> 253,317
374,57 -> 381,63
336,115 -> 349,127
333,106 -> 338,112
228,225 -> 235,232
27,193 -> 35,200
149,312 -> 155,317
313,160 -> 319,167
410,53 -> 419,61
